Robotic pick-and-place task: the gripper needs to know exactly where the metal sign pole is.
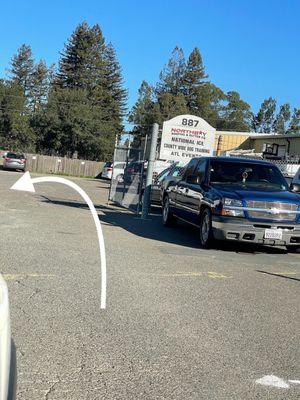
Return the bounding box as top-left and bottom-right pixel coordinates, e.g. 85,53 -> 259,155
107,134 -> 118,205
121,146 -> 130,203
141,123 -> 159,219
136,133 -> 149,215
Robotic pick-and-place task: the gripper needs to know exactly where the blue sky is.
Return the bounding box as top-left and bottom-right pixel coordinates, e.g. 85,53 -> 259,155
0,0 -> 299,119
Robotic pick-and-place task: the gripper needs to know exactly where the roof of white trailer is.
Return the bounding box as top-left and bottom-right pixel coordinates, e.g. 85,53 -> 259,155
249,134 -> 300,139
216,131 -> 269,136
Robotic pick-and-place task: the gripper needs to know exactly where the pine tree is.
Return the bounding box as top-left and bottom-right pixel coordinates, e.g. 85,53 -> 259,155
9,44 -> 34,95
157,92 -> 189,123
0,80 -> 35,151
130,47 -> 227,136
128,81 -> 159,141
287,108 -> 300,134
156,46 -> 186,96
183,47 -> 208,110
218,91 -> 252,131
194,83 -> 225,127
272,103 -> 291,135
29,60 -> 54,112
101,43 -> 127,121
252,97 -> 277,133
38,87 -> 92,156
57,22 -> 106,90
40,22 -> 126,160
129,81 -> 157,125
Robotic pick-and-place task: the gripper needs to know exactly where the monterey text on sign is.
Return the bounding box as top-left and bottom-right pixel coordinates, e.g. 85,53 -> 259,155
159,115 -> 216,162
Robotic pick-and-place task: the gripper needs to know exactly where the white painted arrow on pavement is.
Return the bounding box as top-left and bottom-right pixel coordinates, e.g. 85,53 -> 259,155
255,375 -> 290,389
256,375 -> 300,389
11,172 -> 107,309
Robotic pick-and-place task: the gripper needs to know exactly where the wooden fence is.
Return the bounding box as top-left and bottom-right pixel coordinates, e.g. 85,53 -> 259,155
0,150 -> 105,178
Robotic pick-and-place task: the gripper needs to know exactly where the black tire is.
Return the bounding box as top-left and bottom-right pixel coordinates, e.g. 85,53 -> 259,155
139,189 -> 144,208
162,196 -> 175,226
115,174 -> 123,183
286,246 -> 300,253
199,208 -> 213,248
8,340 -> 17,400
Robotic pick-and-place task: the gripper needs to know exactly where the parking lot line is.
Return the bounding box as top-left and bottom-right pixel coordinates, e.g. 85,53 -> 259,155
3,273 -> 56,281
143,271 -> 232,279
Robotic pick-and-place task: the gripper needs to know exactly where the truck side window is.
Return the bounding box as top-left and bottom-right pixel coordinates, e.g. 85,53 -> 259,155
183,159 -> 199,181
156,168 -> 170,183
195,160 -> 207,184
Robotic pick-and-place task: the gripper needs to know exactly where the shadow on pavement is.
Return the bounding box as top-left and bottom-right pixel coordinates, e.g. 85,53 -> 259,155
39,195 -> 289,255
40,195 -> 200,248
256,270 -> 300,282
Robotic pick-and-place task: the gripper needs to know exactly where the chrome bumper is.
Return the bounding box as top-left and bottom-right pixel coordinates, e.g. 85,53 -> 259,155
3,163 -> 25,170
212,216 -> 300,246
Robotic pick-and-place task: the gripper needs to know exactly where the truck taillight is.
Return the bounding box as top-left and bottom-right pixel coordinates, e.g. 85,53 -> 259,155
5,157 -> 11,161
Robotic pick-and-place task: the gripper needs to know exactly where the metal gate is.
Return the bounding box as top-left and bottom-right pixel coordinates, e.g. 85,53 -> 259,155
108,145 -> 145,212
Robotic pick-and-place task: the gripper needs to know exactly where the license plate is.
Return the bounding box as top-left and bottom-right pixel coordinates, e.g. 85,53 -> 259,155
264,229 -> 283,240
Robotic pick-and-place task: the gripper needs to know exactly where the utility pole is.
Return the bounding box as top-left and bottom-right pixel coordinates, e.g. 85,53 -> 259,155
141,123 -> 159,219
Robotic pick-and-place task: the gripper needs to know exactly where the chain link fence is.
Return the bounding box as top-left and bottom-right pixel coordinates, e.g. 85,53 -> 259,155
108,138 -> 177,213
108,145 -> 144,212
267,159 -> 300,180
228,152 -> 300,179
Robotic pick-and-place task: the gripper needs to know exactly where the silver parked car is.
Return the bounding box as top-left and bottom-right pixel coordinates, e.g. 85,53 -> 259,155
2,152 -> 26,171
101,162 -> 126,181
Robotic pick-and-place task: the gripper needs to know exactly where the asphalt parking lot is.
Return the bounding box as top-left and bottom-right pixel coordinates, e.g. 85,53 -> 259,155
0,170 -> 299,399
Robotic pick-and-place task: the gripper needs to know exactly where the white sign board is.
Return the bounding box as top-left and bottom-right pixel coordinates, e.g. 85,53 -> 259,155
159,115 -> 216,162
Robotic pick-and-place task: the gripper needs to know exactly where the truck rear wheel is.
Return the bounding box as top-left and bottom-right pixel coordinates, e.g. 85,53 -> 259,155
199,208 -> 213,248
162,196 -> 175,226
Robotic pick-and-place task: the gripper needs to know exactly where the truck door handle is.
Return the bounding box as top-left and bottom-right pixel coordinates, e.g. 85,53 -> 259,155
177,187 -> 188,194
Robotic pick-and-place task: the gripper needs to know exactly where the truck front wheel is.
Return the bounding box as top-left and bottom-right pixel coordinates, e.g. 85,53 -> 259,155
286,246 -> 300,253
162,196 -> 175,226
199,208 -> 213,248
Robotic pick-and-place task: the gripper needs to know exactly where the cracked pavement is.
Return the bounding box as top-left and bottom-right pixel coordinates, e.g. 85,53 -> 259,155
0,170 -> 299,399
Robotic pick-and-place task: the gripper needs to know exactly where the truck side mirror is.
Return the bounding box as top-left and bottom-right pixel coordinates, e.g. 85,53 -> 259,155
186,175 -> 199,184
290,183 -> 300,193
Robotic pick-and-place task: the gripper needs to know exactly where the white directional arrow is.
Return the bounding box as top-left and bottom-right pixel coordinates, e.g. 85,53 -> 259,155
11,172 -> 107,309
255,375 -> 290,389
256,375 -> 300,389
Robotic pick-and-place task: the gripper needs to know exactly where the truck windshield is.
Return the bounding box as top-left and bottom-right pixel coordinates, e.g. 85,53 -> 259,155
209,161 -> 288,190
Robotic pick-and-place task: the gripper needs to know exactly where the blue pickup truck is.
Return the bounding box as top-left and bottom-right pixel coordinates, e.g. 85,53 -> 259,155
162,157 -> 300,251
